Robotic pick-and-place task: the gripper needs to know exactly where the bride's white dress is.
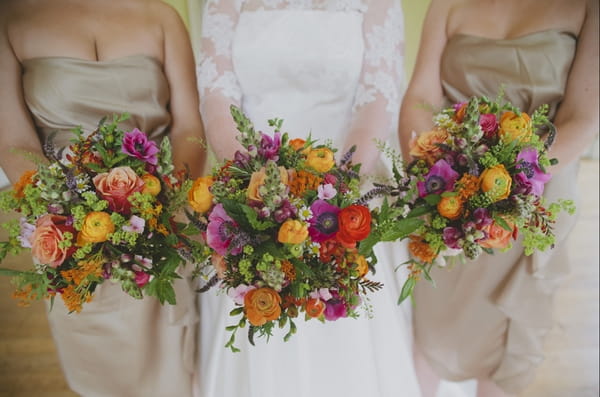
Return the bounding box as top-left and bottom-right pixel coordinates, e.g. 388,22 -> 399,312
195,1 -> 421,396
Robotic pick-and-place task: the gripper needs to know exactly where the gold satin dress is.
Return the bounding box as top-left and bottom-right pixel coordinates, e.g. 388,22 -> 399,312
413,30 -> 579,393
22,55 -> 197,397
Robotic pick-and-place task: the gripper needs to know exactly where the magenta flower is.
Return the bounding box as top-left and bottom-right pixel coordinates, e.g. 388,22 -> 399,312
442,227 -> 463,249
323,292 -> 348,321
479,113 -> 499,138
134,271 -> 151,288
417,159 -> 459,197
122,128 -> 159,165
515,148 -> 552,196
473,208 -> 493,229
258,132 -> 281,161
206,204 -> 241,256
273,199 -> 297,223
308,199 -> 340,243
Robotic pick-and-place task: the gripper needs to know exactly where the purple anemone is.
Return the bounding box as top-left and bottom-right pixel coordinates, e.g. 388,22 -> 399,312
206,204 -> 241,256
417,159 -> 459,197
122,128 -> 159,165
515,148 -> 551,196
308,199 -> 340,243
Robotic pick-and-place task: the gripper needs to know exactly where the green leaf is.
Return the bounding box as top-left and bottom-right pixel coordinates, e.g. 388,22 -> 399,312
241,205 -> 277,231
424,194 -> 441,206
358,230 -> 381,256
493,215 -> 512,231
406,205 -> 433,218
380,218 -> 424,242
144,277 -> 177,305
398,277 -> 416,305
220,199 -> 253,231
0,268 -> 28,277
289,257 -> 314,278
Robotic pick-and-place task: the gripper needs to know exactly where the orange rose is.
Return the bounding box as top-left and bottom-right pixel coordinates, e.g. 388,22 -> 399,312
244,287 -> 282,326
141,174 -> 161,196
77,211 -> 115,246
306,147 -> 335,173
305,298 -> 326,318
437,195 -> 464,220
480,218 -> 516,249
277,219 -> 308,244
13,170 -> 37,199
93,166 -> 144,214
188,176 -> 213,213
247,166 -> 289,202
336,205 -> 371,248
409,129 -> 449,164
479,164 -> 512,202
499,111 -> 533,143
30,214 -> 75,268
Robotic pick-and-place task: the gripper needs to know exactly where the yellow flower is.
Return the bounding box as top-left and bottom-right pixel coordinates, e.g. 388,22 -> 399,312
437,195 -> 464,220
277,219 -> 308,244
77,212 -> 115,246
346,250 -> 369,278
141,174 -> 161,196
499,111 -> 533,143
306,147 -> 335,173
479,164 -> 512,202
188,176 -> 213,213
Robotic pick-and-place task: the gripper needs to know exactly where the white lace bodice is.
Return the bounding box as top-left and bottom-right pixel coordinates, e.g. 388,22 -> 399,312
197,0 -> 405,173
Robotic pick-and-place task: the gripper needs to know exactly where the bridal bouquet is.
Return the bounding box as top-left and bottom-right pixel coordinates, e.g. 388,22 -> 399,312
190,106 -> 382,351
371,95 -> 575,302
0,115 -> 202,312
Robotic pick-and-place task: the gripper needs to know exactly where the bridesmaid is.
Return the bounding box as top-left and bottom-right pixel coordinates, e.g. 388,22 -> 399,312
0,0 -> 205,395
398,0 -> 598,396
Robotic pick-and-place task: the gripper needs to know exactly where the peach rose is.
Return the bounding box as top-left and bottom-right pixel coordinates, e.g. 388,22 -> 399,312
188,176 -> 213,213
479,164 -> 512,202
306,147 -> 335,173
437,195 -> 464,220
93,166 -> 144,214
499,111 -> 533,143
277,219 -> 308,245
247,166 -> 289,202
480,218 -> 516,249
30,214 -> 75,268
409,129 -> 449,164
244,287 -> 282,326
77,211 -> 115,246
141,174 -> 161,196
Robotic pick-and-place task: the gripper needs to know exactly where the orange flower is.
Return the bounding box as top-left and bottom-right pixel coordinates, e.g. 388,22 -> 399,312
437,195 -> 464,220
141,174 -> 161,196
479,164 -> 512,202
247,166 -> 289,202
457,174 -> 480,200
60,284 -> 92,313
305,298 -> 326,318
188,176 -> 213,213
409,129 -> 449,164
454,102 -> 468,123
480,218 -> 516,249
30,214 -> 75,268
289,138 -> 306,151
346,250 -> 369,278
336,205 -> 372,248
277,219 -> 308,244
281,260 -> 296,281
77,212 -> 115,246
244,287 -> 282,326
11,285 -> 36,307
408,235 -> 437,264
306,147 -> 335,173
13,170 -> 37,199
289,170 -> 322,197
499,111 -> 533,143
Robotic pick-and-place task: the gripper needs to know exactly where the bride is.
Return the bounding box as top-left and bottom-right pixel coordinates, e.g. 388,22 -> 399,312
194,1 -> 420,396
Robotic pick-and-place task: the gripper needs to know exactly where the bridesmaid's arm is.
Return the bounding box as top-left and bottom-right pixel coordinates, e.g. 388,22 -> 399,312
549,0 -> 599,171
398,0 -> 452,161
157,2 -> 207,178
0,5 -> 44,184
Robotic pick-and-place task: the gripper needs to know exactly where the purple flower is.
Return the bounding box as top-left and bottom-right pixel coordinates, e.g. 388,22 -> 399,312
206,204 -> 241,256
273,199 -> 298,223
323,174 -> 337,186
515,148 -> 552,196
122,128 -> 159,165
234,150 -> 251,168
417,159 -> 459,197
258,132 -> 281,161
324,292 -> 348,321
17,218 -> 35,248
317,184 -> 337,200
122,215 -> 145,234
134,271 -> 151,288
442,227 -> 464,249
473,208 -> 493,229
308,200 -> 340,242
479,113 -> 499,138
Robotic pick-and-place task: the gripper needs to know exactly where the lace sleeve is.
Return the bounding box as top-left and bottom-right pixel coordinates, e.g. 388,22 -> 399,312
348,0 -> 405,173
197,0 -> 244,160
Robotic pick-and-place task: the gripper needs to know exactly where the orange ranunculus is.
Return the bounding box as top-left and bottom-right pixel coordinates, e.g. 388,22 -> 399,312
141,174 -> 161,196
93,166 -> 144,214
77,211 -> 115,246
13,170 -> 37,199
336,205 -> 371,248
409,129 -> 449,164
480,218 -> 516,249
498,111 -> 533,143
29,214 -> 75,268
277,219 -> 308,244
305,298 -> 326,318
306,147 -> 335,173
247,166 -> 289,202
346,250 -> 369,278
479,164 -> 512,202
289,138 -> 307,151
437,195 -> 464,220
408,235 -> 437,264
244,287 -> 282,326
454,102 -> 468,123
188,176 -> 213,213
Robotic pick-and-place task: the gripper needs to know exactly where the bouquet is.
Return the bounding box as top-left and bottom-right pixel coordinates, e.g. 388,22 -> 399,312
0,115 -> 202,312
371,95 -> 575,302
190,106 -> 382,351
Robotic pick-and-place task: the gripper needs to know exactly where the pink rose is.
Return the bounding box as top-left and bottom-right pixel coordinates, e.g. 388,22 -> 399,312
480,218 -> 517,249
134,271 -> 151,288
479,113 -> 499,138
29,214 -> 75,268
93,166 -> 144,214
